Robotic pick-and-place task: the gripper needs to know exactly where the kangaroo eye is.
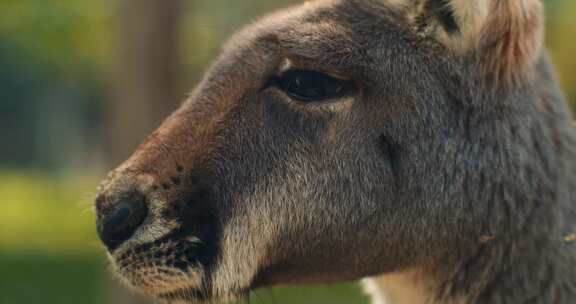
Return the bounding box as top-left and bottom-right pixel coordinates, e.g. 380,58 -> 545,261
272,69 -> 354,102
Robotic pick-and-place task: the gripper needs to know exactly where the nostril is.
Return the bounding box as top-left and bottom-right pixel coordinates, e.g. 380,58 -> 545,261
96,192 -> 148,251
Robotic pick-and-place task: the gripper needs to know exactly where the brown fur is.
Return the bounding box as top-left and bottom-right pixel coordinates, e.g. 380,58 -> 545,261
477,0 -> 544,85
386,0 -> 544,85
95,1 -> 576,303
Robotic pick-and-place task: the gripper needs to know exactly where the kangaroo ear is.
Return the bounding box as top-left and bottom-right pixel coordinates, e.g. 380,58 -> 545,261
390,0 -> 544,84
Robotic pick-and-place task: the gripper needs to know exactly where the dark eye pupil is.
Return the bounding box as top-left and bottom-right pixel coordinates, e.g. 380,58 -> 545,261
275,70 -> 351,102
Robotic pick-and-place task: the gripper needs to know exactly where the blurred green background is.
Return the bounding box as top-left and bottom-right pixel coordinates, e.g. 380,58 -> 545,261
0,1 -> 574,304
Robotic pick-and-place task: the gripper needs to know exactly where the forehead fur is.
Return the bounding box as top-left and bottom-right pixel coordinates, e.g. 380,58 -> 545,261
236,0 -> 543,87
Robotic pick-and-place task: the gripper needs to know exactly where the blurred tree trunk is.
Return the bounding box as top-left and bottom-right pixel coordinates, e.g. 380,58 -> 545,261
106,0 -> 183,303
108,0 -> 183,166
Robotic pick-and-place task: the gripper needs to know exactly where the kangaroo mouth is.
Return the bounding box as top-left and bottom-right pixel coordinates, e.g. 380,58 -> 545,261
107,223 -> 224,299
158,287 -> 210,302
158,286 -> 249,303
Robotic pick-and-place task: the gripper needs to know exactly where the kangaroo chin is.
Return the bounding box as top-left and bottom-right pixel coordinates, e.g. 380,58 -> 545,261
95,0 -> 576,303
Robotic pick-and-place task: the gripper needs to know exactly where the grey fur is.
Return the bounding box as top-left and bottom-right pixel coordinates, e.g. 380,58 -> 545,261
95,0 -> 576,303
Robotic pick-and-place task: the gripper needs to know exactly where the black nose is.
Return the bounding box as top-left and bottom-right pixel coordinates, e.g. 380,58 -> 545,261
96,191 -> 148,251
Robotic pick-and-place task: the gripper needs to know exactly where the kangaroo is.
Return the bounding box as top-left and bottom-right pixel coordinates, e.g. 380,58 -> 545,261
94,0 -> 576,303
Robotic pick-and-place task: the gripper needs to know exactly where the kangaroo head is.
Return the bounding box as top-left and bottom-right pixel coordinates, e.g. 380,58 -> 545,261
95,0 -> 576,303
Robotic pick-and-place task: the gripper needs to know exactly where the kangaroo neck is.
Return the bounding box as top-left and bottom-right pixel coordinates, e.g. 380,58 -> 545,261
365,235 -> 576,304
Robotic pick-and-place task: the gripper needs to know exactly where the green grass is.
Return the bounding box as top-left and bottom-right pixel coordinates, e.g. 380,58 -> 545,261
0,254 -> 107,304
0,172 -> 100,254
0,173 -> 369,304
